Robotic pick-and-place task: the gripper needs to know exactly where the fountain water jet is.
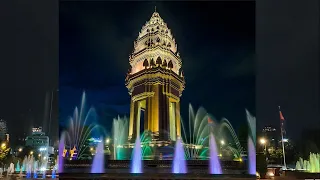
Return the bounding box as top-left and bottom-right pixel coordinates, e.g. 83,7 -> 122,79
248,136 -> 256,175
15,160 -> 20,172
296,153 -> 320,172
42,169 -> 46,179
33,160 -> 38,178
131,137 -> 142,173
209,133 -> 222,174
62,92 -> 106,160
173,138 -> 187,173
246,110 -> 256,175
112,116 -> 128,160
91,137 -> 105,173
58,132 -> 66,173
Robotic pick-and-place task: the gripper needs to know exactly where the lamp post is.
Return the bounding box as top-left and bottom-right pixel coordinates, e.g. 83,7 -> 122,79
259,138 -> 267,153
259,137 -> 268,163
220,140 -> 225,157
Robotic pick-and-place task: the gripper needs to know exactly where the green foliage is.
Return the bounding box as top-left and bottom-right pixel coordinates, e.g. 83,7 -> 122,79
269,148 -> 283,159
0,146 -> 10,162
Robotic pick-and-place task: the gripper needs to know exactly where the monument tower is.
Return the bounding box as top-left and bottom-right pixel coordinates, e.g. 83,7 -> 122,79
126,9 -> 185,143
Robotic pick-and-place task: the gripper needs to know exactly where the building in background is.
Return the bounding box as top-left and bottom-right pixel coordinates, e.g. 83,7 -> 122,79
26,126 -> 51,155
262,126 -> 278,150
0,119 -> 8,141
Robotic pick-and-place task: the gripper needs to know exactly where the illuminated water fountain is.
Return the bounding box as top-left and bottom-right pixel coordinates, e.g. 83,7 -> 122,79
62,92 -> 255,176
91,138 -> 105,173
62,92 -> 106,160
25,155 -> 34,179
112,116 -> 129,160
172,138 -> 187,173
296,153 -> 320,172
246,110 -> 256,175
15,160 -> 20,172
247,137 -> 256,175
33,161 -> 38,178
181,104 -> 244,160
58,132 -> 66,173
131,137 -> 143,173
209,133 -> 222,174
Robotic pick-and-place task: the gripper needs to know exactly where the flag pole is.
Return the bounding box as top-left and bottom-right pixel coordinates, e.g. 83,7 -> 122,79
279,106 -> 287,170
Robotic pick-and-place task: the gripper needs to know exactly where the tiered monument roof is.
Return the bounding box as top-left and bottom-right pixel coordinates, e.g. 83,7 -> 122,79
129,8 -> 182,75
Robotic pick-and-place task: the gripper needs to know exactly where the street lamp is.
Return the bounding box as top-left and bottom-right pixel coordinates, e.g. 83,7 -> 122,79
30,151 -> 33,155
1,143 -> 6,149
259,137 -> 267,153
18,148 -> 23,152
106,138 -> 110,144
259,137 -> 268,163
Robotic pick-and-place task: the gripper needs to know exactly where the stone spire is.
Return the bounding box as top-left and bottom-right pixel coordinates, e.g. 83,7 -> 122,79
129,8 -> 182,75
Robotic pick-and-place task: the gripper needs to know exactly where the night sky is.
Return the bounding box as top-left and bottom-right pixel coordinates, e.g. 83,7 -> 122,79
1,1 -> 318,150
256,1 -> 320,142
59,1 -> 255,134
0,1 -> 59,147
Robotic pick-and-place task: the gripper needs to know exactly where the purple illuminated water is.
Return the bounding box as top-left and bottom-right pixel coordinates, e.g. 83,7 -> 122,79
91,139 -> 105,173
209,133 -> 222,174
172,138 -> 187,173
131,137 -> 142,173
248,136 -> 256,175
58,133 -> 65,173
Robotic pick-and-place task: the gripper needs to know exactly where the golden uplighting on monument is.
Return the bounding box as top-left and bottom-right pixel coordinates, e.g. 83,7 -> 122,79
125,10 -> 185,151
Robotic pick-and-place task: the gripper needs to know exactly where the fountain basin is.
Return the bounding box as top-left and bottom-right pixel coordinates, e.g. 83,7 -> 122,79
63,159 -> 247,175
59,173 -> 255,180
283,170 -> 320,179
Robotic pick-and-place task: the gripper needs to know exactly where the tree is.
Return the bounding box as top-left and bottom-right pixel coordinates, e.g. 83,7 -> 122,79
0,142 -> 10,167
0,147 -> 10,162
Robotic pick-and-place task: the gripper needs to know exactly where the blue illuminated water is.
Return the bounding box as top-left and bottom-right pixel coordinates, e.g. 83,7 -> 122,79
131,137 -> 142,173
91,138 -> 105,173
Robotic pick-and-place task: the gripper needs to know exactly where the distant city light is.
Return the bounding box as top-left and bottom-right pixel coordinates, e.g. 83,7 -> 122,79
39,147 -> 47,151
1,143 -> 6,148
18,148 -> 22,152
220,140 -> 225,145
282,138 -> 288,142
30,151 -> 33,155
106,138 -> 110,144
